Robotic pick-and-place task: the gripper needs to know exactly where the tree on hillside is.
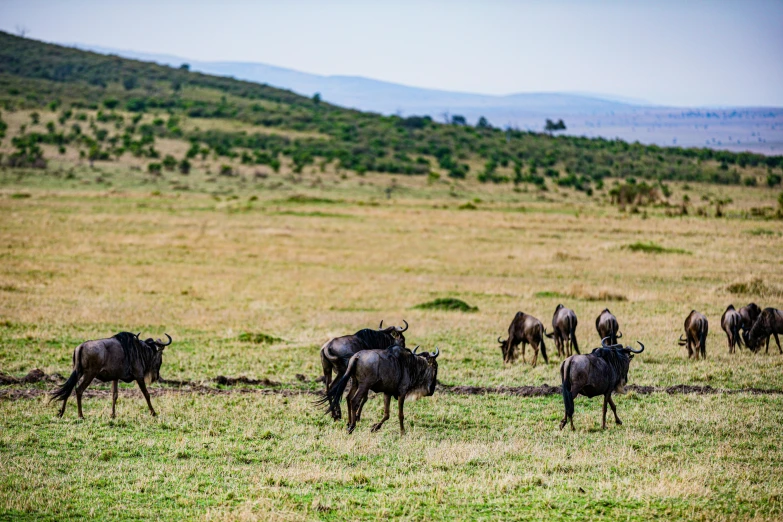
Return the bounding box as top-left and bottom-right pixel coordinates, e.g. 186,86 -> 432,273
477,116 -> 491,129
451,115 -> 467,126
179,63 -> 190,71
313,93 -> 321,105
545,119 -> 567,133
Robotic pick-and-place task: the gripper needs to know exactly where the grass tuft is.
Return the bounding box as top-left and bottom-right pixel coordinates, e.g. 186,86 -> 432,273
237,332 -> 282,344
726,278 -> 783,298
413,297 -> 478,312
624,241 -> 690,254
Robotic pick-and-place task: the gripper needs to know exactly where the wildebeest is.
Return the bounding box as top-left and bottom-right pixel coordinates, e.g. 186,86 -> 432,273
547,304 -> 580,357
720,304 -> 743,354
50,332 -> 171,418
497,312 -> 549,366
738,303 -> 762,337
319,320 -> 408,419
323,344 -> 440,434
559,338 -> 644,431
678,310 -> 708,359
595,308 -> 622,345
743,308 -> 783,354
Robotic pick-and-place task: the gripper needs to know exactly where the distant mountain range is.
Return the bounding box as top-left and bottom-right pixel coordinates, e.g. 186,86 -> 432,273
69,43 -> 783,154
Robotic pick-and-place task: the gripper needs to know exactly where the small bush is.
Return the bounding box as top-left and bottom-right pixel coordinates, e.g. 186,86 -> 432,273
147,163 -> 162,175
726,278 -> 783,298
413,298 -> 478,312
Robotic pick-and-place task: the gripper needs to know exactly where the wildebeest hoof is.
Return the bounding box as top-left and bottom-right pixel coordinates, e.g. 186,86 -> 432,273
150,411 -> 157,417
347,424 -> 355,434
370,423 -> 383,432
616,419 -> 623,425
559,420 -> 566,430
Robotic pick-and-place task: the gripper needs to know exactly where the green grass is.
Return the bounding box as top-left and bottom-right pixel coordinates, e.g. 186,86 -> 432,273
1,392 -> 782,520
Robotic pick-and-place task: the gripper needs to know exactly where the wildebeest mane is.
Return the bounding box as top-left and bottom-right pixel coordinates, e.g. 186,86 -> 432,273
113,332 -> 156,377
589,347 -> 630,380
353,328 -> 397,351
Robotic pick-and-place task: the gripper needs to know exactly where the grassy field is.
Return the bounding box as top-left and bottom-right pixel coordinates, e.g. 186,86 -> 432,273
1,164 -> 783,520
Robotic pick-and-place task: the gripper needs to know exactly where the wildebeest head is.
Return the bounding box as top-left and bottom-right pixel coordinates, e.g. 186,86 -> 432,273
378,319 -> 409,343
139,333 -> 171,383
411,345 -> 440,397
599,337 -> 644,393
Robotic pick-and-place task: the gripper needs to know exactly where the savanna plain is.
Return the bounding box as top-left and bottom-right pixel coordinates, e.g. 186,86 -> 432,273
1,163 -> 783,521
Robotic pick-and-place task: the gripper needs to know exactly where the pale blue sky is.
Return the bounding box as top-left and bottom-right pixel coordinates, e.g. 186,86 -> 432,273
1,0 -> 781,106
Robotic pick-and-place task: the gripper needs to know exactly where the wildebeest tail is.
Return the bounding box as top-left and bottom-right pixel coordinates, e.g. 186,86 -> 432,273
561,359 -> 574,419
49,346 -> 82,403
699,327 -> 707,356
318,355 -> 356,415
570,318 -> 580,354
539,328 -> 549,363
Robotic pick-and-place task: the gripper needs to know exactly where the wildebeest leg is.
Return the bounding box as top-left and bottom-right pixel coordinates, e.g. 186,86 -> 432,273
75,372 -> 97,419
520,341 -> 526,364
346,380 -> 357,430
348,383 -> 371,434
774,333 -> 782,354
765,336 -> 770,354
136,379 -> 156,417
601,395 -> 608,429
371,394 -> 392,432
686,339 -> 694,359
398,395 -> 406,435
530,341 -> 539,367
111,380 -> 118,418
608,395 -> 622,425
328,371 -> 344,421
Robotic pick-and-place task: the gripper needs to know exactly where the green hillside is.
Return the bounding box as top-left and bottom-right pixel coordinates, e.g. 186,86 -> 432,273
1,30 -> 782,192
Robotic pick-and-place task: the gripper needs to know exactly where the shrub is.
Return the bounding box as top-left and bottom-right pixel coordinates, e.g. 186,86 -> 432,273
147,162 -> 162,175
162,154 -> 177,171
178,158 -> 191,175
413,297 -> 478,312
624,242 -> 689,254
767,173 -> 782,187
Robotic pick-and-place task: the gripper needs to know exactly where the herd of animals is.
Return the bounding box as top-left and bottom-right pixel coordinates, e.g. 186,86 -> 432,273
48,302 -> 782,433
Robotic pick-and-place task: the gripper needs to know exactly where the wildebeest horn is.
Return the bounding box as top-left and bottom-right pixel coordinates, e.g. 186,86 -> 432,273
135,332 -> 141,339
397,320 -> 408,333
413,346 -> 419,355
432,346 -> 440,358
379,320 -> 383,329
601,336 -> 612,347
157,333 -> 172,346
627,341 -> 644,354
498,337 -> 504,344
616,331 -> 623,339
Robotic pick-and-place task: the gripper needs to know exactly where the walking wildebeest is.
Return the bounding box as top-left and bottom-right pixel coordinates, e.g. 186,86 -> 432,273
720,304 -> 743,354
738,303 -> 762,338
547,304 -> 580,357
319,320 -> 408,420
595,308 -> 622,345
678,310 -> 708,359
743,308 -> 783,354
323,345 -> 440,434
559,338 -> 644,431
50,332 -> 171,418
497,312 -> 549,366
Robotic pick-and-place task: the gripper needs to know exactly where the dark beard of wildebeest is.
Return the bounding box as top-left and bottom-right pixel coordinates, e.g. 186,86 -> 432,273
319,320 -> 408,420
546,304 -> 580,357
720,304 -> 744,354
49,332 -> 171,419
738,302 -> 762,339
678,310 -> 708,360
743,308 -> 783,354
321,343 -> 439,434
559,337 -> 644,431
595,308 -> 622,346
497,312 -> 548,366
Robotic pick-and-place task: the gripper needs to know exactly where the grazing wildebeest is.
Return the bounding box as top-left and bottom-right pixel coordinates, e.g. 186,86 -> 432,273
497,312 -> 549,366
595,308 -> 622,345
319,320 -> 408,420
323,345 -> 440,434
547,304 -> 580,357
720,304 -> 743,354
678,310 -> 708,359
50,332 -> 171,418
743,308 -> 783,354
738,303 -> 762,338
559,338 -> 644,431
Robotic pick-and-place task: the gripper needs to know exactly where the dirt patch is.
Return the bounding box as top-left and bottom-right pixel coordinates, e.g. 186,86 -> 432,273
0,368 -> 64,385
2,371 -> 782,400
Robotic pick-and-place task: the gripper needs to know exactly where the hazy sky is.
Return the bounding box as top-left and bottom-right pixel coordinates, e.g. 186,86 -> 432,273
1,0 -> 782,106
